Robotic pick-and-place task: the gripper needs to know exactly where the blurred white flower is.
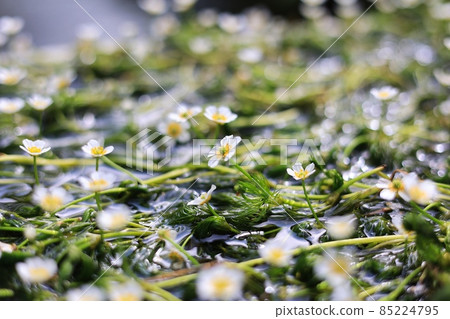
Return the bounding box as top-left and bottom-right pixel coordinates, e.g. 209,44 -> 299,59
287,163 -> 315,180
16,257 -> 57,284
326,215 -> 357,240
97,204 -> 132,231
330,280 -> 356,301
76,24 -> 102,41
0,97 -> 25,113
204,105 -> 237,124
376,174 -> 408,201
433,69 -> 450,87
20,139 -> 51,156
196,264 -> 245,300
24,225 -> 37,241
197,9 -> 217,28
157,120 -> 190,142
259,239 -> 292,267
403,173 -> 439,205
314,250 -> 354,286
0,16 -> 24,36
173,0 -> 197,12
66,285 -> 105,301
188,184 -> 216,206
33,186 -> 73,212
109,281 -> 143,301
207,135 -> 241,168
82,139 -> 114,157
169,104 -> 202,122
48,71 -> 75,93
189,37 -> 213,54
444,38 -> 450,50
370,86 -> 399,100
237,47 -> 263,64
79,171 -> 116,192
218,13 -> 246,34
0,67 -> 26,86
138,0 -> 168,15
27,94 -> 53,111
0,241 -> 14,253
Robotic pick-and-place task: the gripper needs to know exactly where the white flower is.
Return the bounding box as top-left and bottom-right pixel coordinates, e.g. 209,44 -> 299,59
433,69 -> 450,87
0,97 -> 25,113
196,264 -> 245,300
0,16 -> 24,35
157,120 -> 190,142
189,37 -> 213,54
173,0 -> 197,12
287,163 -> 315,180
376,173 -> 408,201
314,250 -> 354,287
237,47 -> 263,64
66,285 -> 105,301
444,38 -> 450,50
403,173 -> 439,205
109,281 -> 143,301
188,185 -> 216,206
0,241 -> 14,253
326,215 -> 357,240
218,13 -> 246,34
204,105 -> 238,124
0,67 -> 26,86
370,86 -> 399,100
48,71 -> 75,93
27,94 -> 53,111
81,139 -> 114,157
20,139 -> 51,156
79,171 -> 116,192
168,104 -> 202,122
24,225 -> 37,241
138,0 -> 168,15
16,257 -> 57,284
207,135 -> 241,168
33,186 -> 73,212
97,204 -> 132,231
259,239 -> 292,267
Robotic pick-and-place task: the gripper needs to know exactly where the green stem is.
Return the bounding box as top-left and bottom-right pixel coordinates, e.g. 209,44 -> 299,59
0,226 -> 58,236
161,234 -> 200,266
335,166 -> 385,194
302,179 -> 322,226
101,156 -> 144,185
33,156 -> 39,185
95,157 -> 99,171
379,266 -> 423,301
213,124 -> 220,140
143,168 -> 189,185
39,112 -> 44,138
94,192 -> 102,211
410,201 -> 444,226
206,203 -> 220,217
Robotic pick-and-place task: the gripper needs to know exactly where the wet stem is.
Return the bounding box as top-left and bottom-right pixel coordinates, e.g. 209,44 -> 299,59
162,234 -> 200,266
301,179 -> 323,227
33,156 -> 39,185
95,157 -> 99,171
409,201 -> 444,226
94,192 -> 102,212
206,203 -> 220,217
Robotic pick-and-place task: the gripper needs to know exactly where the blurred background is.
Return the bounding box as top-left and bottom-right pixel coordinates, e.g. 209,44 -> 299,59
0,0 -> 370,45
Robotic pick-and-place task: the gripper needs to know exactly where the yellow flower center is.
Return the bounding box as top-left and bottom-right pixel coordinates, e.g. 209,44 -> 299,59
294,170 -> 308,180
167,122 -> 183,138
212,113 -> 227,122
378,91 -> 391,99
389,179 -> 404,193
41,195 -> 63,212
268,248 -> 284,263
57,79 -> 70,90
181,110 -> 193,119
91,146 -> 105,156
89,179 -> 109,189
29,267 -> 51,281
3,75 -> 19,85
211,277 -> 231,296
330,256 -> 351,276
110,214 -> 127,229
27,146 -> 42,154
216,144 -> 231,158
116,293 -> 139,301
199,193 -> 211,205
408,185 -> 427,202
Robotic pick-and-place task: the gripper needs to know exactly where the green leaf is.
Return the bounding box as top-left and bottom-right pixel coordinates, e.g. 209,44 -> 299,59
193,216 -> 240,239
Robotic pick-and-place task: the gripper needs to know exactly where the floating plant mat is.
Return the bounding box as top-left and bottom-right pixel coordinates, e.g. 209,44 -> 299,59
0,2 -> 449,301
